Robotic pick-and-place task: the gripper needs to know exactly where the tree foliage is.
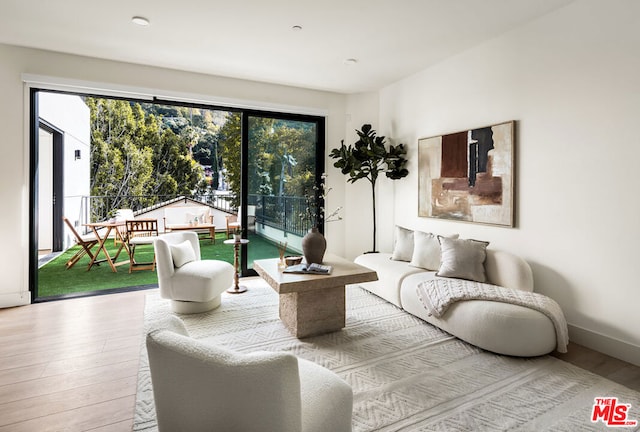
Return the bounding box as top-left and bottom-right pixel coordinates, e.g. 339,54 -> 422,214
218,112 -> 242,208
87,98 -> 203,219
217,114 -> 318,210
88,97 -> 321,224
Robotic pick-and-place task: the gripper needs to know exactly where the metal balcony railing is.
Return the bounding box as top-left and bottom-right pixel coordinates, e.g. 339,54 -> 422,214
248,194 -> 313,237
79,193 -> 314,238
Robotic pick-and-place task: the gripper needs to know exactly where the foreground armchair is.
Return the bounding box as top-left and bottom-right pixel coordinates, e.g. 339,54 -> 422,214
154,231 -> 234,313
146,315 -> 353,432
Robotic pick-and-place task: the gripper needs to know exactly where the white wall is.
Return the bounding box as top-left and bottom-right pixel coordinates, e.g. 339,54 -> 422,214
358,0 -> 639,364
0,43 -> 346,307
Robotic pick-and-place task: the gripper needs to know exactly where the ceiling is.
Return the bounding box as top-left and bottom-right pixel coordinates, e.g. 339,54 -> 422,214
0,0 -> 574,94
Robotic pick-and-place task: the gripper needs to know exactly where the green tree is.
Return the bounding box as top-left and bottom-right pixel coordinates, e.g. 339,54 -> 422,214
87,97 -> 203,220
218,112 -> 242,208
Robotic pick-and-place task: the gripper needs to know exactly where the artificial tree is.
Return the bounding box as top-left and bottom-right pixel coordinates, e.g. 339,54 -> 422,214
329,124 -> 409,252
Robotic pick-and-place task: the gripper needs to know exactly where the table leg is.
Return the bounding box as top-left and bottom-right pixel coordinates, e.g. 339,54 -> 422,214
278,285 -> 346,338
227,242 -> 247,294
111,228 -> 131,265
87,226 -> 118,272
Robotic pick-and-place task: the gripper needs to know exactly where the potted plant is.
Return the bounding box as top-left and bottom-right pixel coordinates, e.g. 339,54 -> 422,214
299,173 -> 342,264
329,124 -> 409,253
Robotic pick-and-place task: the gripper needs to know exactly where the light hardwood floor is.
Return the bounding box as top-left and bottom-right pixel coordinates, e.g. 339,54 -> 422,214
1,288 -> 639,431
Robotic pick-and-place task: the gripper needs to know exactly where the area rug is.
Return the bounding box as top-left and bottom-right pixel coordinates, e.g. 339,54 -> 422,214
134,278 -> 640,431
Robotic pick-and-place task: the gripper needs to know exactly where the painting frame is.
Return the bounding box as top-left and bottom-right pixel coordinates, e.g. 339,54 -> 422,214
418,120 -> 515,227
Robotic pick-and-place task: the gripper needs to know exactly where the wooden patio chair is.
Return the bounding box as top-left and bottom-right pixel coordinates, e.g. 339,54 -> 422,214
113,208 -> 135,246
126,218 -> 159,273
225,215 -> 240,238
63,217 -> 99,270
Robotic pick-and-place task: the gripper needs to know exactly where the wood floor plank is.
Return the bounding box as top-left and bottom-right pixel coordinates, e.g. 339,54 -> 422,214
88,419 -> 134,432
551,342 -> 640,392
0,376 -> 137,427
0,359 -> 139,404
0,395 -> 136,432
0,364 -> 45,387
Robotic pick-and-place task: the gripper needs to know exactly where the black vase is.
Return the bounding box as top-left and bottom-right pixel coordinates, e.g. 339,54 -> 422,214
302,227 -> 326,264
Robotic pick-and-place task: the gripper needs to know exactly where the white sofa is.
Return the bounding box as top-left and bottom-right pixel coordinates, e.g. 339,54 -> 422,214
354,229 -> 558,357
163,205 -> 214,232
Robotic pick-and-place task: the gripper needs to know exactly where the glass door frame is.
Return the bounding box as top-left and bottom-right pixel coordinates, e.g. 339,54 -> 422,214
240,110 -> 325,277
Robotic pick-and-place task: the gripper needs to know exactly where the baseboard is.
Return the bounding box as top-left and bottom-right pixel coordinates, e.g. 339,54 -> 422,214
0,291 -> 31,308
568,324 -> 640,367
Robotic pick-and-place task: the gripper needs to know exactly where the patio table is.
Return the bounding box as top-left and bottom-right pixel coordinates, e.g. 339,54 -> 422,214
84,221 -> 130,272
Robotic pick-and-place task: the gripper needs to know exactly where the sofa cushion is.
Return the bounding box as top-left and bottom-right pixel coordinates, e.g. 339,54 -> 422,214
437,236 -> 489,282
354,253 -> 425,307
409,232 -> 459,271
400,272 -> 556,357
171,240 -> 196,268
390,226 -> 414,262
484,249 -> 534,292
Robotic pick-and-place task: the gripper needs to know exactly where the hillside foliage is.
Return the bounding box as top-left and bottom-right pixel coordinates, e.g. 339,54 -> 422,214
88,98 -> 319,219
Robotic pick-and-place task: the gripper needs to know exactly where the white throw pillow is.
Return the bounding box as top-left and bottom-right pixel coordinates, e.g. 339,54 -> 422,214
186,211 -> 206,224
410,232 -> 459,270
437,236 -> 489,282
170,240 -> 196,268
391,226 -> 414,261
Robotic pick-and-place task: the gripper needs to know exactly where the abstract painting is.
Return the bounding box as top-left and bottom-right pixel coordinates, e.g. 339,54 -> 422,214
418,121 -> 514,227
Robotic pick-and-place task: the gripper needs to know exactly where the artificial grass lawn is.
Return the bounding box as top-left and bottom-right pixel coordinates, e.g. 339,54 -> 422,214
37,232 -> 297,298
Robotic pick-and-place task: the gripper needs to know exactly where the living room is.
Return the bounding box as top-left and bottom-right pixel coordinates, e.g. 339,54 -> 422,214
1,0 -> 639,430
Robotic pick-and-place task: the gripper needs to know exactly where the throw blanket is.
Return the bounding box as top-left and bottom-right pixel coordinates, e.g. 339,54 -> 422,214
416,279 -> 569,353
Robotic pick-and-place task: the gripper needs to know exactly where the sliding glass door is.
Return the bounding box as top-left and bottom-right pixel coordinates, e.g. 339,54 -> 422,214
244,114 -> 324,273
31,87 -> 325,300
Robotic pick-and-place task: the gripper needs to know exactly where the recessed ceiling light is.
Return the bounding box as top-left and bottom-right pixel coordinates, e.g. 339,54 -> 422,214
132,16 -> 150,26
292,25 -> 303,31
344,58 -> 358,65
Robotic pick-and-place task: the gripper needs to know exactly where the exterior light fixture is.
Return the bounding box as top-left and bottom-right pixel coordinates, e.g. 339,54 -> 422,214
74,149 -> 81,160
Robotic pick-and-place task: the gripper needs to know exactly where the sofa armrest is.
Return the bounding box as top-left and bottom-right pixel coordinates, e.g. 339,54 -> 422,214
485,249 -> 534,292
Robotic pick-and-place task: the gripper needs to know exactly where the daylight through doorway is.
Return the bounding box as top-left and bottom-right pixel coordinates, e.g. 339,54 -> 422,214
31,90 -> 325,301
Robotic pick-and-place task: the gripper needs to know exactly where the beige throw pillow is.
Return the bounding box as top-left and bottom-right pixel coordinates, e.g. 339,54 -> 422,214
410,232 -> 459,270
437,236 -> 489,282
170,240 -> 196,268
391,226 -> 414,261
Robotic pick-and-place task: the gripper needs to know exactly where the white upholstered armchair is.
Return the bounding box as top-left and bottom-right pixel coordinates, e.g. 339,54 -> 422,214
154,231 -> 234,314
146,315 -> 353,432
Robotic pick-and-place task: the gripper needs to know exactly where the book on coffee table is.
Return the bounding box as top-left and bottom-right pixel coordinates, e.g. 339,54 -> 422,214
283,263 -> 333,275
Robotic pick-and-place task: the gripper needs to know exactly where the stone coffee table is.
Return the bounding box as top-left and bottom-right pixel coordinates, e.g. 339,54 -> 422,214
253,255 -> 378,338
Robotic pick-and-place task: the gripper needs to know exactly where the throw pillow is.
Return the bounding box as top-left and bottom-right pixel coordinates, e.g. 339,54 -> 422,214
391,226 -> 414,261
170,240 -> 196,268
186,211 -> 207,224
437,236 -> 489,282
410,232 -> 459,270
